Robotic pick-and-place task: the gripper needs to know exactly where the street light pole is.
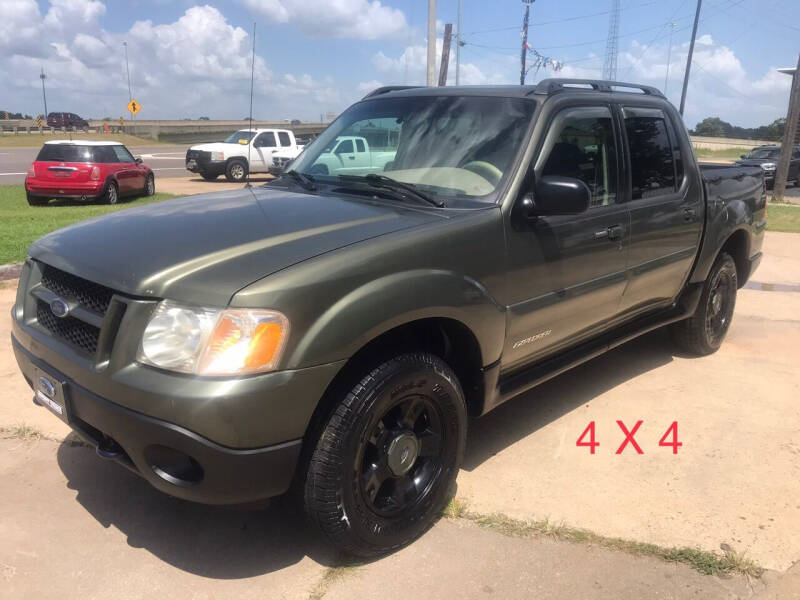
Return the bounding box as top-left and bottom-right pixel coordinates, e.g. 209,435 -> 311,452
455,0 -> 462,85
39,68 -> 48,120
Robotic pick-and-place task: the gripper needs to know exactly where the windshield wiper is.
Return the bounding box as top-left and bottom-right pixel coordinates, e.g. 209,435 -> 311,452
281,169 -> 316,191
339,174 -> 444,208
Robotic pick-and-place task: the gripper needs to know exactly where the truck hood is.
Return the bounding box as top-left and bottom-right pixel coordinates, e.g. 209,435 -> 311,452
736,159 -> 777,167
28,186 -> 440,306
190,142 -> 247,153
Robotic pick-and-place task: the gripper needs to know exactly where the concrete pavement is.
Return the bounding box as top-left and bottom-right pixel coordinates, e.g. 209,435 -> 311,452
0,437 -> 766,600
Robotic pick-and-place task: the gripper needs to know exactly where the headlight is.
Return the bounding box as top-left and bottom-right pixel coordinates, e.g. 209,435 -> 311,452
210,151 -> 224,161
761,162 -> 777,171
137,301 -> 289,376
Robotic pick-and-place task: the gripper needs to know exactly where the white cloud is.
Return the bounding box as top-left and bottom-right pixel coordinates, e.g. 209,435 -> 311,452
0,0 -> 45,57
617,33 -> 792,127
241,0 -> 408,39
357,79 -> 384,92
372,39 -> 511,86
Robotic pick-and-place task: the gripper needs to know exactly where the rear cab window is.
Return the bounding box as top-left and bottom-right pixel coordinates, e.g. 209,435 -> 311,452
278,132 -> 291,147
622,107 -> 682,199
36,145 -> 96,162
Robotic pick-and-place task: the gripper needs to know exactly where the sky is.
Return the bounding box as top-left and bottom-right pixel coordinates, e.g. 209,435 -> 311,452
0,0 -> 797,129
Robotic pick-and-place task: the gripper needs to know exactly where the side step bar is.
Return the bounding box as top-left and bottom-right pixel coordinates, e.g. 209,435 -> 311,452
489,283 -> 703,409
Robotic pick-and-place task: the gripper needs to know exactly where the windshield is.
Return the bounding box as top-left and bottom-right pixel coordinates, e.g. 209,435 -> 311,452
290,95 -> 536,202
746,148 -> 779,159
223,130 -> 256,144
36,144 -> 103,162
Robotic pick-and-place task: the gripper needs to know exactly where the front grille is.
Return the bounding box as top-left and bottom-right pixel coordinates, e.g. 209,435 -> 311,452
36,300 -> 100,355
186,149 -> 211,162
41,265 -> 113,315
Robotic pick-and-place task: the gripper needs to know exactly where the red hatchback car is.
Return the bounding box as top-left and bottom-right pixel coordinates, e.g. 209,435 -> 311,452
25,141 -> 155,206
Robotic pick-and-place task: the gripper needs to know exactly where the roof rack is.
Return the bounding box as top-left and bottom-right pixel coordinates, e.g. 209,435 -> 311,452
532,78 -> 664,98
362,85 -> 424,100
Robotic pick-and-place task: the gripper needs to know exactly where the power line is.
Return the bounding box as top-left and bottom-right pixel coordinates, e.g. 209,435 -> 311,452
465,0 -> 660,35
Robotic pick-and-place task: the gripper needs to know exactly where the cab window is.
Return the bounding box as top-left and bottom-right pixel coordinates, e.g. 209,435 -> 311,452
336,139 -> 354,154
355,139 -> 366,153
255,132 -> 276,147
623,107 -> 678,200
112,145 -> 135,163
278,132 -> 291,147
537,105 -> 618,207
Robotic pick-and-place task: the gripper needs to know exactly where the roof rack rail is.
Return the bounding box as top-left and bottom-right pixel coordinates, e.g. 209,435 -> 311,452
532,78 -> 664,98
362,85 -> 424,100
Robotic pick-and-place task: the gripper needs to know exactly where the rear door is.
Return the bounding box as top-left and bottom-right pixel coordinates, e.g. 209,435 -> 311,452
618,105 -> 703,313
502,104 -> 630,369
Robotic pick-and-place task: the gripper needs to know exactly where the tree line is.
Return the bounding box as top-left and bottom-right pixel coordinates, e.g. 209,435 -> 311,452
691,117 -> 786,141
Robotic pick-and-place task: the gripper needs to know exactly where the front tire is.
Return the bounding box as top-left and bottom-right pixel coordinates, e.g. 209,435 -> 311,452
304,353 -> 466,558
225,160 -> 248,182
144,173 -> 155,196
671,252 -> 737,355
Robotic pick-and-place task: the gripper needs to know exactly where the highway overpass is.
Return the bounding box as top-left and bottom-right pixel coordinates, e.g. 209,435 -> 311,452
0,119 -> 329,143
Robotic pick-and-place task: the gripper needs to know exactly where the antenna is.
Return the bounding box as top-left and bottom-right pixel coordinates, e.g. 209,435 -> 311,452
246,22 -> 256,188
602,0 -> 620,81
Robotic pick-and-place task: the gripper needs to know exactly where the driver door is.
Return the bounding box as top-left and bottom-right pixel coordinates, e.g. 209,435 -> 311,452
253,132 -> 276,172
502,104 -> 630,371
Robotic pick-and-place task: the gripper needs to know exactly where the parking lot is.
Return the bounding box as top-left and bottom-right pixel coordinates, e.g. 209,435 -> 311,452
2,230 -> 799,598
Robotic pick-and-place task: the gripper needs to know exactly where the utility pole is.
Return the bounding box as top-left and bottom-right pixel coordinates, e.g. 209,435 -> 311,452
123,41 -> 134,121
426,0 -> 436,86
39,68 -> 48,120
438,23 -> 453,86
520,0 -> 533,85
679,0 -> 702,116
664,22 -> 675,96
455,0 -> 462,85
773,54 -> 800,202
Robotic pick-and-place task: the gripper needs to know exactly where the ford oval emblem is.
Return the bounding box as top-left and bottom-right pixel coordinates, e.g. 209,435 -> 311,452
39,376 -> 56,399
50,297 -> 70,318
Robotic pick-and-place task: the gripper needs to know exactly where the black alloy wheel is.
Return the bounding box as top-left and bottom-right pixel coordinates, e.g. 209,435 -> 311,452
303,353 -> 466,557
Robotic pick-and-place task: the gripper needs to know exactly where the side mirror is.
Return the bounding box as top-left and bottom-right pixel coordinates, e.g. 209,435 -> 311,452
135,157 -> 143,164
521,175 -> 591,218
740,154 -> 746,159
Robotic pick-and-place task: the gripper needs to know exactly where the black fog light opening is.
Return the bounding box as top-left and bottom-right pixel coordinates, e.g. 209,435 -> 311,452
143,444 -> 204,487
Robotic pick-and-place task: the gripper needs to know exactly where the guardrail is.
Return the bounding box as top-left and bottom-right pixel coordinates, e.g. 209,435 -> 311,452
0,119 -> 329,143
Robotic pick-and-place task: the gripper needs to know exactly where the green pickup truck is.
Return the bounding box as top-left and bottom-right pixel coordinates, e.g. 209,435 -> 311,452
11,80 -> 765,557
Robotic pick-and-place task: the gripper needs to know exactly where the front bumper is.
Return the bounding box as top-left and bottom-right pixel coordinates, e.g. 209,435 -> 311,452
13,336 -> 305,505
185,157 -> 226,176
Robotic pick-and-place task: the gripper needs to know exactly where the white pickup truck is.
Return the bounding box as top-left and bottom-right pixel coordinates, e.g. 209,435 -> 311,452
185,128 -> 303,182
303,136 -> 396,176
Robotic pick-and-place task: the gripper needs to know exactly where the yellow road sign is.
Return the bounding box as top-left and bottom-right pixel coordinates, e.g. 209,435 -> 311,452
126,99 -> 142,116
35,116 -> 43,127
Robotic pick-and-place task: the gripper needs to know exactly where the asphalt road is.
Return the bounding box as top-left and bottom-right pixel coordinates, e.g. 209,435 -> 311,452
0,144 -> 191,185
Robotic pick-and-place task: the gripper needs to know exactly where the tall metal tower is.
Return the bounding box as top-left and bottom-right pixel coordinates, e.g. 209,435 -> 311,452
602,0 -> 621,81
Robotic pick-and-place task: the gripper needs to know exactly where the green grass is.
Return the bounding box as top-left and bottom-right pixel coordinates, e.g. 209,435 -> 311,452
693,146 -> 751,160
766,203 -> 800,233
0,424 -> 44,441
442,503 -> 763,578
0,132 -> 167,148
0,184 -> 178,265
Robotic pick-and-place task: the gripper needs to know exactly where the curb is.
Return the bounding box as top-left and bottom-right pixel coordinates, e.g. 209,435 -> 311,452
0,263 -> 22,281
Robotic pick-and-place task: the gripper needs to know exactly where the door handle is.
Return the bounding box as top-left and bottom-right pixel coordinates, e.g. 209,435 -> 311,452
594,224 -> 624,241
683,207 -> 696,221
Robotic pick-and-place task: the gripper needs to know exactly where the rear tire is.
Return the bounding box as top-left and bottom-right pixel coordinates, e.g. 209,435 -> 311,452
225,160 -> 248,182
671,252 -> 737,356
26,193 -> 47,206
104,181 -> 119,205
303,353 -> 466,558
